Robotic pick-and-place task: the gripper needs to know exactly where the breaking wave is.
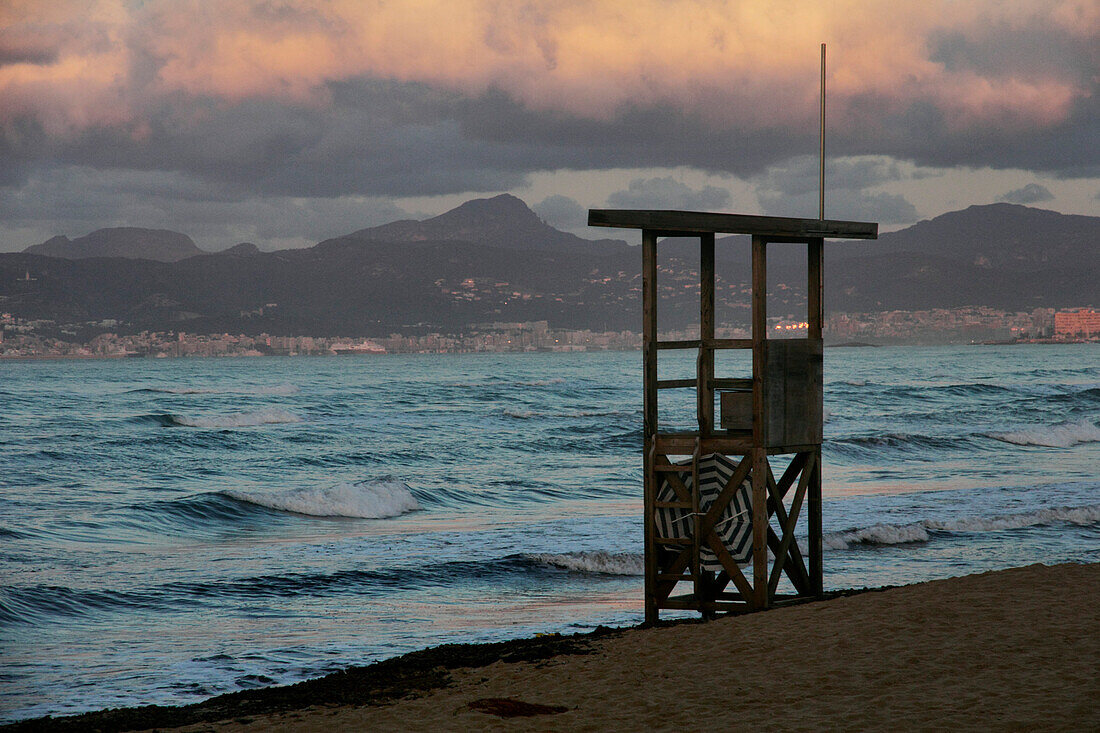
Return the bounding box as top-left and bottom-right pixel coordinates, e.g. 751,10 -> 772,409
986,419 -> 1100,448
223,477 -> 419,519
526,551 -> 644,575
825,503 -> 1100,550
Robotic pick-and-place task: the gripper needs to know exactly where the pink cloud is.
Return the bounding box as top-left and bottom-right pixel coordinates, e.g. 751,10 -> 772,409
0,0 -> 1093,138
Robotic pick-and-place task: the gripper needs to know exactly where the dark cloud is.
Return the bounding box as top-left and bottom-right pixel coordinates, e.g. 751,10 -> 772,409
0,165 -> 413,252
928,23 -> 1097,85
757,156 -> 909,197
756,174 -> 919,225
998,183 -> 1054,205
753,155 -> 919,224
606,177 -> 732,210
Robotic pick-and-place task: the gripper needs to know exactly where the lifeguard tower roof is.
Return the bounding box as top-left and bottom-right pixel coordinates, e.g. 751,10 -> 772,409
588,209 -> 877,239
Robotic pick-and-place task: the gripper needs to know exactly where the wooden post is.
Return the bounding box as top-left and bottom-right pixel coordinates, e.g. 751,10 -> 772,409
807,236 -> 824,596
751,235 -> 769,609
808,238 -> 823,340
808,447 -> 823,596
642,230 -> 658,622
698,233 -> 715,436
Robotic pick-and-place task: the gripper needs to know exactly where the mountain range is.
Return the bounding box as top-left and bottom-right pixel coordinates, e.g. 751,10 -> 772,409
1,196 -> 1096,338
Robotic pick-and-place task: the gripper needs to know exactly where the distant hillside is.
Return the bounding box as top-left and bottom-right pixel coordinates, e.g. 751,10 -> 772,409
349,194 -> 630,256
826,203 -> 1099,311
2,198 -> 1096,338
24,228 -> 205,262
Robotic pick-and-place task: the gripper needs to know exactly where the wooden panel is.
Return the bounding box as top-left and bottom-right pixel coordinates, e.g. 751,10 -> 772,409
721,341 -> 822,445
656,379 -> 697,390
709,338 -> 753,350
655,433 -> 753,455
765,339 -> 823,447
711,378 -> 752,390
588,209 -> 878,239
656,339 -> 701,350
719,391 -> 753,430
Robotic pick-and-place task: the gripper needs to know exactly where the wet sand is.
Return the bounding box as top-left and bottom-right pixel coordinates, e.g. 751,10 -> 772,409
8,563 -> 1098,732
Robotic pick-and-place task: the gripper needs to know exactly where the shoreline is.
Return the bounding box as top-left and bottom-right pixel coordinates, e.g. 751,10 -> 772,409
6,563 -> 1097,731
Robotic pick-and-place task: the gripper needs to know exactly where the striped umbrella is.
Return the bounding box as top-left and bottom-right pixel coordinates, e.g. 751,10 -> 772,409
655,453 -> 753,570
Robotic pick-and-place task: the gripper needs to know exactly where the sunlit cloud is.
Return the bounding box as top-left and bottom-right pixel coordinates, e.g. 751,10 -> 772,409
2,0 -> 1093,136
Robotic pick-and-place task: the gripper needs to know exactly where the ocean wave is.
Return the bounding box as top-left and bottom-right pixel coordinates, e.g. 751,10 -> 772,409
503,407 -> 630,420
152,409 -> 303,428
986,419 -> 1100,448
223,477 -> 419,519
526,551 -> 644,575
829,432 -> 977,455
0,557 -> 535,625
125,492 -> 291,533
518,377 -> 566,387
825,503 -> 1100,550
129,384 -> 299,396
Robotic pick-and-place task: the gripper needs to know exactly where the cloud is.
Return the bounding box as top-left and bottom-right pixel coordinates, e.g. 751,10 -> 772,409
0,0 -> 1096,245
754,155 -> 920,224
1,1 -> 1095,167
607,177 -> 731,210
998,183 -> 1054,204
0,165 -> 413,251
757,156 -> 912,197
533,194 -> 585,230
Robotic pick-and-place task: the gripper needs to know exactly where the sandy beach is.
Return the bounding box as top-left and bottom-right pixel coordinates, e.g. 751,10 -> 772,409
8,562 -> 1096,732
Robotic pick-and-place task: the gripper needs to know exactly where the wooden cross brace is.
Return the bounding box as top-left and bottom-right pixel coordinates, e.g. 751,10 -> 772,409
652,451 -> 817,608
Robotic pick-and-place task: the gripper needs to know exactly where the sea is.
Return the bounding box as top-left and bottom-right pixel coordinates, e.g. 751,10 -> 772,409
2,345 -> 1098,722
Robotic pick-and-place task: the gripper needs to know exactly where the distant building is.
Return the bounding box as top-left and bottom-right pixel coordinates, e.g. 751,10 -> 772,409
1054,308 -> 1100,339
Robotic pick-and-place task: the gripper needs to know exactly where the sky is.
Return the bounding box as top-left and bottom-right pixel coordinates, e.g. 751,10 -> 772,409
1,0 -> 1097,252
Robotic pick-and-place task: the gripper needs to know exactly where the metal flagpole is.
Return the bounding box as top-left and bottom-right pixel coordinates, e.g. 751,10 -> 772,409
819,43 -> 826,220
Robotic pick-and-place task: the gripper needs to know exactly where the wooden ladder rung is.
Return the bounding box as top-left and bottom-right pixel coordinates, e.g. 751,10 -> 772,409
658,573 -> 695,582
655,537 -> 692,546
654,501 -> 692,509
653,464 -> 689,473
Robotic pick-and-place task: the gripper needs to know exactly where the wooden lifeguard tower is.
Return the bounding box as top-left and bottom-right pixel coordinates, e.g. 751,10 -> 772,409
588,209 -> 877,620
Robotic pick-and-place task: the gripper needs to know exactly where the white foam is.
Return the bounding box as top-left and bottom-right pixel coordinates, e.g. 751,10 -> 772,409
987,419 -> 1100,448
925,504 -> 1100,533
519,378 -> 565,387
174,409 -> 302,428
825,503 -> 1100,550
824,523 -> 930,549
226,478 -> 419,519
528,551 -> 644,575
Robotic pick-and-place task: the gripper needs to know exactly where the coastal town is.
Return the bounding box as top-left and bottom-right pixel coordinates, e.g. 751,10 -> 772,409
1,306 -> 1096,359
